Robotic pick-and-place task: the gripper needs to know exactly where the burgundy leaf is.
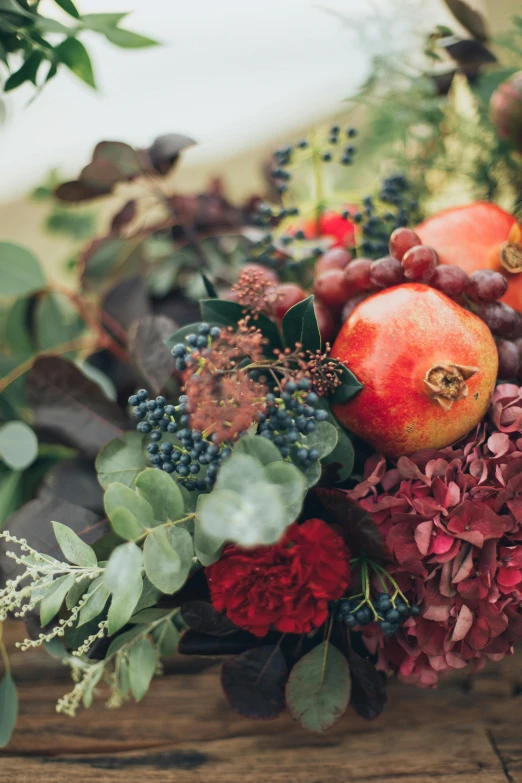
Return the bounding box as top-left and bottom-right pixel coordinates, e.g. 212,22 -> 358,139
221,646 -> 288,720
55,180 -> 111,202
315,488 -> 390,562
347,645 -> 387,721
26,357 -> 127,458
128,315 -> 177,395
178,629 -> 265,656
102,276 -> 152,333
111,200 -> 137,234
148,133 -> 197,175
180,601 -> 238,636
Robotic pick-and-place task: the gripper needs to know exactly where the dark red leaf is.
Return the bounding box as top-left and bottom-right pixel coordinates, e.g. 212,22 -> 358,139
221,646 -> 288,720
315,488 -> 389,562
111,200 -> 137,233
26,357 -> 128,458
148,133 -> 197,175
41,458 -> 104,515
0,491 -> 108,584
180,601 -> 238,636
178,629 -> 271,656
347,645 -> 387,721
55,180 -> 111,202
128,315 -> 177,395
102,276 -> 152,332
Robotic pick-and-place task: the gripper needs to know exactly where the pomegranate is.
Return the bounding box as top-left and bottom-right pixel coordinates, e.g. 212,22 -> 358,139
490,71 -> 522,153
331,284 -> 498,457
416,202 -> 522,311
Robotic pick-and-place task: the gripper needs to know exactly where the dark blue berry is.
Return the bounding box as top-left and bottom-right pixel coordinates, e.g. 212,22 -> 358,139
128,394 -> 139,406
172,344 -> 186,357
137,389 -> 148,401
314,409 -> 328,421
309,448 -> 320,461
167,422 -> 178,433
150,431 -> 162,442
137,422 -> 152,433
210,326 -> 221,338
147,443 -> 159,454
176,465 -> 189,477
162,462 -> 175,473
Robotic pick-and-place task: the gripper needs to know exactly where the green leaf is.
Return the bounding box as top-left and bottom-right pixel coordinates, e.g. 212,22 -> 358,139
0,471 -> 23,529
130,608 -> 170,623
215,452 -> 266,494
297,459 -> 322,489
104,27 -> 158,49
107,576 -> 143,636
286,642 -> 351,732
35,292 -> 85,353
317,401 -> 354,483
54,0 -> 80,18
104,482 -> 154,530
234,435 -> 281,465
132,577 -> 161,614
328,361 -> 363,405
199,299 -> 282,353
55,38 -> 96,88
40,573 -> 75,626
0,674 -> 18,748
82,665 -> 104,709
52,521 -> 97,567
104,542 -> 143,594
0,243 -> 45,298
81,12 -> 128,31
194,518 -> 224,567
4,52 -> 42,92
135,468 -> 185,523
0,0 -> 33,19
164,322 -> 206,353
105,543 -> 143,635
128,638 -> 157,701
0,422 -> 38,470
152,620 -> 180,656
282,295 -> 321,353
201,272 -> 218,298
106,626 -> 143,657
143,526 -> 192,594
304,420 -> 338,459
263,461 -> 306,525
96,432 -> 148,490
107,506 -> 144,541
78,576 -> 110,627
66,575 -> 91,609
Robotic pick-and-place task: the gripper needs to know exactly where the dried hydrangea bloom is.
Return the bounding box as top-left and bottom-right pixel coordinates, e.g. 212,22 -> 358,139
346,383 -> 522,687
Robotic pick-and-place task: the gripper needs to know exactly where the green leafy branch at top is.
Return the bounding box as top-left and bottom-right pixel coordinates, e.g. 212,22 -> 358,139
0,0 -> 159,95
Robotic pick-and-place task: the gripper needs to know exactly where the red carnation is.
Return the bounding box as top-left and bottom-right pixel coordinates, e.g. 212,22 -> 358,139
206,519 -> 351,637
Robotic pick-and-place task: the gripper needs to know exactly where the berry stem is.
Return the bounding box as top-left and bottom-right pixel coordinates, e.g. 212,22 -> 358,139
310,129 -> 326,233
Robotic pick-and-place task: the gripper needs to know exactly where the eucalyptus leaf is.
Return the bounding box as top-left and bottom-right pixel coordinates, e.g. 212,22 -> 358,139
128,638 -> 157,701
52,521 -> 98,567
0,422 -> 38,470
130,608 -> 171,624
66,575 -> 91,610
215,453 -> 266,494
106,626 -> 143,657
104,542 -> 143,596
0,673 -> 18,748
82,665 -> 104,709
153,620 -> 180,656
286,642 -> 351,732
143,526 -> 192,594
0,242 -> 45,297
282,295 -> 321,353
104,482 -> 154,530
135,468 -> 185,522
107,506 -> 144,541
40,573 -> 75,626
107,576 -> 143,636
304,420 -> 338,459
234,435 -> 281,465
96,432 -> 148,490
194,518 -> 225,567
132,577 -> 161,614
263,461 -> 306,524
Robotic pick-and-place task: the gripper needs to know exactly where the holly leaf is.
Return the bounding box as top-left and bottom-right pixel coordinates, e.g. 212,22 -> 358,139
221,646 -> 288,720
328,361 -> 364,404
286,641 -> 350,732
282,295 -> 320,353
180,601 -> 238,636
315,488 -> 389,562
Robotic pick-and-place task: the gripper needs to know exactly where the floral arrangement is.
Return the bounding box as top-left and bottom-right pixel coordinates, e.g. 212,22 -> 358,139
3,5 -> 522,745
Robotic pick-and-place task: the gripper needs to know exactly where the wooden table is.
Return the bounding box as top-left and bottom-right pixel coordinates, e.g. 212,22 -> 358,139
2,620 -> 522,783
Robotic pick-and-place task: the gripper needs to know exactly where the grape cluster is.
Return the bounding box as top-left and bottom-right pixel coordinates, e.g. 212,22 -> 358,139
170,323 -> 222,372
128,388 -> 230,492
257,378 -> 329,467
334,593 -> 421,638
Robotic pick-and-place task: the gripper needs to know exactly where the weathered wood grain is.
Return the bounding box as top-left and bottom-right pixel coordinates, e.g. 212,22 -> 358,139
2,620 -> 522,783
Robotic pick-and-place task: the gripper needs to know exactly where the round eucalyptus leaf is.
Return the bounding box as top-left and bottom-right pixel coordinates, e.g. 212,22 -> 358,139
234,435 -> 281,465
0,421 -> 38,470
0,242 -> 46,298
304,421 -> 338,459
104,482 -> 154,530
135,468 -> 185,522
215,452 -> 266,494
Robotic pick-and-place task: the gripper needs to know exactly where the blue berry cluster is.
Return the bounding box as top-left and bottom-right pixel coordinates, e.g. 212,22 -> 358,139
128,388 -> 229,492
334,593 -> 421,638
257,378 -> 328,467
355,175 -> 422,259
170,323 -> 222,372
